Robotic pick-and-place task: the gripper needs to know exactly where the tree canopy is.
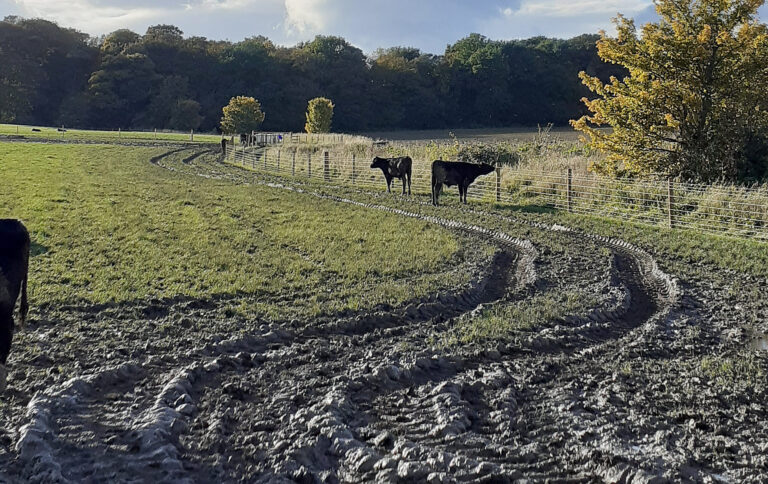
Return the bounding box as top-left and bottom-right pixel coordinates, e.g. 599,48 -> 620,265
305,97 -> 334,133
0,17 -> 624,133
572,0 -> 768,181
220,96 -> 265,134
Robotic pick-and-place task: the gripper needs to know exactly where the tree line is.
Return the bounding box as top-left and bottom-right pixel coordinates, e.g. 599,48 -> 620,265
0,16 -> 624,133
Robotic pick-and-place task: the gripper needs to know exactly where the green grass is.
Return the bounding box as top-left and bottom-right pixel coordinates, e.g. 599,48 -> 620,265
245,143 -> 768,278
1,142 -> 463,318
439,291 -> 596,347
0,123 -> 221,144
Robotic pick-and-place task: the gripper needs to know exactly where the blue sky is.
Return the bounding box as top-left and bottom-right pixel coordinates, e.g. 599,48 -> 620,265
2,0 -> 767,54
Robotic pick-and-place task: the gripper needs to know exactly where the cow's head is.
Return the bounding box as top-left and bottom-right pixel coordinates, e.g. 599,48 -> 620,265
478,163 -> 495,175
370,157 -> 386,169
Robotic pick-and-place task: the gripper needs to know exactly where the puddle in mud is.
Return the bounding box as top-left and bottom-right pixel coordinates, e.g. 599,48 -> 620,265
751,335 -> 768,352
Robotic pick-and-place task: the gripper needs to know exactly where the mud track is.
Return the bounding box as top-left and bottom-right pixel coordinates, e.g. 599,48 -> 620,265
4,145 -> 765,482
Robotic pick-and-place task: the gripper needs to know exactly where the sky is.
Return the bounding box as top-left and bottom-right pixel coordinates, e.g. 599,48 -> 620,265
2,0 -> 767,54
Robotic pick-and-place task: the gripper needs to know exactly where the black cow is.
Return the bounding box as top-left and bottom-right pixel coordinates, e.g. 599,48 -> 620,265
0,219 -> 30,392
431,160 -> 495,206
370,156 -> 412,195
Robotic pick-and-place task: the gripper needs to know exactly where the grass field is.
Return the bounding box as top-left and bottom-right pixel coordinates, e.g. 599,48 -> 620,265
0,142 -> 465,319
0,124 -> 221,144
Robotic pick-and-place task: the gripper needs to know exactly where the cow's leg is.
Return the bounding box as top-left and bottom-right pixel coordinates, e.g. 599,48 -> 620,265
385,175 -> 392,193
407,172 -> 411,195
401,176 -> 407,195
0,309 -> 13,392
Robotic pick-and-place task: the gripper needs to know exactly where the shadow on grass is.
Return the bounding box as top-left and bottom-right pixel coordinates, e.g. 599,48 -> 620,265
31,241 -> 49,257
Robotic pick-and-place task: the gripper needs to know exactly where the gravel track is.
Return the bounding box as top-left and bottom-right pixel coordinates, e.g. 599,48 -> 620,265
1,145 -> 766,482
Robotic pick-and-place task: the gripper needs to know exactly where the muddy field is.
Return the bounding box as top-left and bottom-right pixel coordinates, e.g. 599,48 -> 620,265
1,145 -> 767,483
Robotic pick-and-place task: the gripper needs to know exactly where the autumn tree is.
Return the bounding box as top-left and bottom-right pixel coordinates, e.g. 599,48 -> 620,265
571,0 -> 768,181
305,97 -> 334,133
220,96 -> 265,134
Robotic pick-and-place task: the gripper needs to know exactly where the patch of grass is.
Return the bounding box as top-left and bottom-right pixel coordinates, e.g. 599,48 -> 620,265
1,142 -> 463,319
441,291 -> 596,346
255,134 -> 768,277
700,353 -> 765,388
0,123 -> 221,144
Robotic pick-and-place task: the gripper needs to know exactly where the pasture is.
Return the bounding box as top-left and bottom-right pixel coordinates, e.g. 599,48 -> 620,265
0,123 -> 222,144
0,138 -> 767,482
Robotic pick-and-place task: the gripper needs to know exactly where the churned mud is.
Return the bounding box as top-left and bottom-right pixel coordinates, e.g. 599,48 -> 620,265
0,146 -> 766,483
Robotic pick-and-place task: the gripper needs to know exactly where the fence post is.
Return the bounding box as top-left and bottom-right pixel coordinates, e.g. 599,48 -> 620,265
495,166 -> 501,203
352,154 -> 356,184
292,151 -> 296,176
118,128 -> 121,139
307,152 -> 312,177
323,151 -> 330,182
154,128 -> 157,140
567,168 -> 573,213
277,149 -> 281,172
190,129 -> 194,142
667,179 -> 674,228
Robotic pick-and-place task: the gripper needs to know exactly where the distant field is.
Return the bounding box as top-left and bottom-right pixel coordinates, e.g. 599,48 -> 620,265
0,142 -> 463,318
361,126 -> 584,143
0,123 -> 221,144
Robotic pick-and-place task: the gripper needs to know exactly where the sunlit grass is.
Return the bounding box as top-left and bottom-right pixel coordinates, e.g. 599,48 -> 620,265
1,142 -> 463,318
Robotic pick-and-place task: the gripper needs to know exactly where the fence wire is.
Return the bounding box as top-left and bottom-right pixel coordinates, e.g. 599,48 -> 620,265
227,145 -> 768,242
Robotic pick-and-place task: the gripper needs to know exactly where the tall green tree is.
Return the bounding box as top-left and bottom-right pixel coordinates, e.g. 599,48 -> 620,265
220,96 -> 265,134
572,0 -> 768,181
305,97 -> 334,133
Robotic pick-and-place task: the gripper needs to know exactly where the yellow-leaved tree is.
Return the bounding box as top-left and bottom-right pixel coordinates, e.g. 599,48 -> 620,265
571,0 -> 768,181
220,96 -> 265,135
305,97 -> 334,133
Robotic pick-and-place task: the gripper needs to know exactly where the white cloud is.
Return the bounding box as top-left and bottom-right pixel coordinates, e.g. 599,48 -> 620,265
12,0 -> 166,33
283,0 -> 329,34
9,0 -> 284,34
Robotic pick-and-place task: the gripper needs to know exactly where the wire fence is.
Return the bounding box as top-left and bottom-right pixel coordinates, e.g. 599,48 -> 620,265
227,145 -> 768,242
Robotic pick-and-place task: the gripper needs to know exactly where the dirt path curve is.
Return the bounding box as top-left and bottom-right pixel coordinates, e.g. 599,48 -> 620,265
4,147 -> 682,483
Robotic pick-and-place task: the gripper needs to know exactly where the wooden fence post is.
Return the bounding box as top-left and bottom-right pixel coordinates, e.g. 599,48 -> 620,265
190,129 -> 194,142
277,149 -> 281,171
323,151 -> 330,181
307,152 -> 312,177
667,179 -> 674,228
352,154 -> 356,184
495,166 -> 502,203
263,148 -> 267,170
118,128 -> 121,139
292,151 -> 296,176
154,128 -> 157,140
567,168 -> 573,213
